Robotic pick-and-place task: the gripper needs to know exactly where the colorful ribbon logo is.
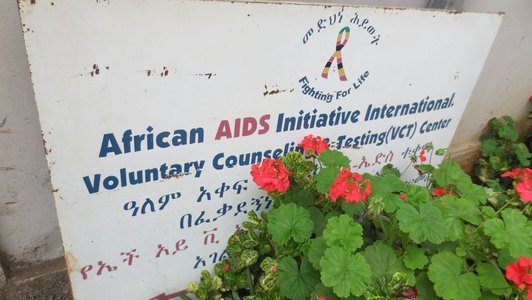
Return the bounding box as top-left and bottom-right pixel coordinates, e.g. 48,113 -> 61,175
321,27 -> 351,81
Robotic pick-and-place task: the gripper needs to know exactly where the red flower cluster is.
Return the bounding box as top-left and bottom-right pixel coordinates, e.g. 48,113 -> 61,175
299,134 -> 329,156
505,256 -> 532,300
502,168 -> 532,202
250,159 -> 290,193
328,169 -> 371,203
419,150 -> 427,163
431,187 -> 449,197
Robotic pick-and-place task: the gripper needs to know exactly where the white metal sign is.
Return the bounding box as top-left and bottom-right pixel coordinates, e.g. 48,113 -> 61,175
19,1 -> 501,299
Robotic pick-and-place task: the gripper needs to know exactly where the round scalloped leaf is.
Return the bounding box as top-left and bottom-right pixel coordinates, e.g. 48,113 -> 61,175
319,247 -> 372,297
267,203 -> 314,245
307,237 -> 327,270
483,208 -> 532,258
278,257 -> 319,300
362,241 -> 413,282
427,252 -> 480,300
476,262 -> 511,296
403,245 -> 428,270
323,214 -> 363,251
396,203 -> 447,244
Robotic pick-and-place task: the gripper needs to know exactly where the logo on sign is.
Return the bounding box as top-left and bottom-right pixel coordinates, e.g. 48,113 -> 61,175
298,10 -> 381,102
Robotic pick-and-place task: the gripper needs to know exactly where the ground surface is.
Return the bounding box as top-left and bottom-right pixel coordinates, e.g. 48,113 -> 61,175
0,258 -> 72,300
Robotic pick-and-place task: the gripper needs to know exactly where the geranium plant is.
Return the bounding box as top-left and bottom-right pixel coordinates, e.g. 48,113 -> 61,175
189,129 -> 531,300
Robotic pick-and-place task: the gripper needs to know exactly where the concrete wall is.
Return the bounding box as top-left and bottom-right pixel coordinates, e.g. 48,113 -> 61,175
0,0 -> 530,272
0,0 -> 64,271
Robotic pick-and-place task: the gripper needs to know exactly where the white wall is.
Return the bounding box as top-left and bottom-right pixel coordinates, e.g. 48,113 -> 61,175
0,0 -> 530,270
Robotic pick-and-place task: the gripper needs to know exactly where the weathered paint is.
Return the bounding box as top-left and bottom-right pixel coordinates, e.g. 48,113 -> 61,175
18,1 -> 501,299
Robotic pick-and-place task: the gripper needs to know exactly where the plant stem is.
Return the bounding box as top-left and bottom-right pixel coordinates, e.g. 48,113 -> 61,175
246,267 -> 255,296
495,199 -> 513,215
521,203 -> 530,213
379,215 -> 388,239
231,289 -> 241,300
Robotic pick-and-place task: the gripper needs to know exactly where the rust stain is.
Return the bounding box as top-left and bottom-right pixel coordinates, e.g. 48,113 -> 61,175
31,0 -> 36,4
0,129 -> 10,134
194,73 -> 216,79
160,67 -> 169,77
90,64 -> 100,76
65,251 -> 80,273
42,133 -> 50,154
263,85 -> 289,96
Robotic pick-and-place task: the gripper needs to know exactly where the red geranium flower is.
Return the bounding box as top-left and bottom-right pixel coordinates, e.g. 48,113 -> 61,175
419,149 -> 427,163
317,297 -> 327,300
501,168 -> 532,181
400,192 -> 407,200
432,187 -> 448,197
328,169 -> 371,203
224,264 -> 230,272
506,257 -> 532,299
299,135 -> 329,156
516,178 -> 532,202
250,159 -> 290,192
502,168 -> 532,203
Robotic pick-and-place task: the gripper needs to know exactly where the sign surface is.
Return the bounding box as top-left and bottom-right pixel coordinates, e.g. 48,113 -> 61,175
19,1 -> 501,299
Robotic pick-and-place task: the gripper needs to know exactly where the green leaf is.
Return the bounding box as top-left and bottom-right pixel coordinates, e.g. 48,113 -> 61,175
416,272 -> 438,300
318,150 -> 351,168
323,215 -> 363,251
305,206 -> 327,236
283,186 -> 315,207
307,237 -> 327,270
405,184 -> 429,206
403,245 -> 428,270
433,162 -> 487,204
315,167 -> 341,194
483,208 -> 532,258
476,262 -> 511,296
435,195 -> 483,241
416,164 -> 435,174
320,247 -> 372,297
368,174 -> 406,213
480,139 -> 502,157
341,201 -> 366,218
513,143 -> 531,166
267,203 -> 313,245
381,164 -> 401,177
427,252 -> 481,300
310,284 -> 340,300
278,257 -> 320,300
362,241 -> 412,281
396,203 -> 447,244
481,206 -> 497,219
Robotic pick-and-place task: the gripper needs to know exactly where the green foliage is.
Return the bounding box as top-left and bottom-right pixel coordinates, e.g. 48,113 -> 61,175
483,208 -> 532,258
476,116 -> 531,183
403,245 -> 428,270
322,215 -> 363,251
396,203 -> 447,244
427,252 -> 481,300
320,247 -> 372,297
189,123 -> 532,300
267,203 -> 313,245
278,257 -> 319,300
